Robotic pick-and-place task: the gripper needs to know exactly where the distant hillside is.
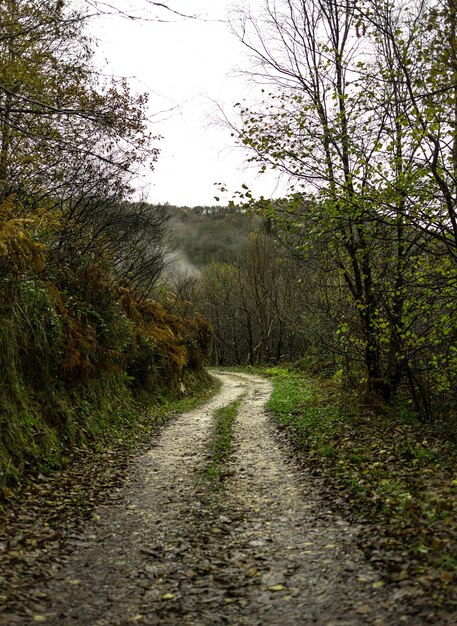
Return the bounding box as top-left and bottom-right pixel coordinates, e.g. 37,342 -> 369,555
167,205 -> 260,269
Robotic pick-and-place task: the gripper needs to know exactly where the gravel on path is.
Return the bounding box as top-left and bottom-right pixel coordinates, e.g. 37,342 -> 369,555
1,371 -> 448,625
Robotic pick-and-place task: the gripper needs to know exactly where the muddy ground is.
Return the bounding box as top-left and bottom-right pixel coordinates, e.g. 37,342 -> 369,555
0,371 -> 451,624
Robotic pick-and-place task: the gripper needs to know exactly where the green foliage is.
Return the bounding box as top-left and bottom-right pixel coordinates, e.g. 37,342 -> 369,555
263,366 -> 457,604
228,0 -> 457,420
266,371 -> 343,447
0,0 -> 156,204
0,207 -> 213,489
0,3 -> 215,492
169,205 -> 258,268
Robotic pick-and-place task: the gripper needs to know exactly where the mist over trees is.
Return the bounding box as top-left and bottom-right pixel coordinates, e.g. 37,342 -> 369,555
167,0 -> 457,422
167,204 -> 260,270
168,206 -> 331,368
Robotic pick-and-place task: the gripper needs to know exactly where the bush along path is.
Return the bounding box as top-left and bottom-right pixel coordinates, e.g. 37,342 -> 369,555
0,371 -> 453,624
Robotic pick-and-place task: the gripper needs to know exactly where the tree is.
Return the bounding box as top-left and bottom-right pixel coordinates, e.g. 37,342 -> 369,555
192,231 -> 308,365
0,0 -> 167,293
0,1 -> 157,201
232,0 -> 405,396
359,0 -> 457,257
231,0 -> 457,415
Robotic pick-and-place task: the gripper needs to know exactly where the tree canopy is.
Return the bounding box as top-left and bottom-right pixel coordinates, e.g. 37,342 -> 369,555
195,0 -> 457,419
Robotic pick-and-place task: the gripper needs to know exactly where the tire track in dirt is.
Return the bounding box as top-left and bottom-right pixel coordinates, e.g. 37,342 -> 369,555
216,372 -> 393,625
8,371 -> 446,625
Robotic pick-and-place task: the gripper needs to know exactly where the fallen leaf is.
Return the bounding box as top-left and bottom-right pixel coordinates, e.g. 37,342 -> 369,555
357,575 -> 373,583
246,568 -> 260,578
390,570 -> 409,582
441,572 -> 454,583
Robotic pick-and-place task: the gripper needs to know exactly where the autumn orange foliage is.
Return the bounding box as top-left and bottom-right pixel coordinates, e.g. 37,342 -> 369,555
0,200 -> 213,486
0,198 -> 211,384
0,196 -> 44,276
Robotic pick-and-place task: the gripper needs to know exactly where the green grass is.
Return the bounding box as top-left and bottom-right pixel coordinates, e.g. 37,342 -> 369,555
251,364 -> 457,608
206,394 -> 245,482
1,370 -> 220,498
264,368 -> 344,448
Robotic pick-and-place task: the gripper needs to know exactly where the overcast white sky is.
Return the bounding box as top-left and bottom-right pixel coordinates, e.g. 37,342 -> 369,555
93,0 -> 287,206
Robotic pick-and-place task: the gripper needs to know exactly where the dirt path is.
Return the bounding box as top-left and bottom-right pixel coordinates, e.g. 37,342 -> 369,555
1,372 -> 444,624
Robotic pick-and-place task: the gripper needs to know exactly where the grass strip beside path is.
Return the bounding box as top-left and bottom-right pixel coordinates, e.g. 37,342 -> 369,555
253,365 -> 457,610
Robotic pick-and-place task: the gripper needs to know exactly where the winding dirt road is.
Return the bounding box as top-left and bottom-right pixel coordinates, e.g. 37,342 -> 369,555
2,372 -> 443,624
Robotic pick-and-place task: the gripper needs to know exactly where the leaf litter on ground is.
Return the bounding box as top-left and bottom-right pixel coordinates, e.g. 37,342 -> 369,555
257,365 -> 457,613
0,381 -> 221,622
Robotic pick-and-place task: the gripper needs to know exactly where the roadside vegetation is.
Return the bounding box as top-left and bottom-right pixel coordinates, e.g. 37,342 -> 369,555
255,365 -> 457,609
206,395 -> 245,483
0,259 -> 213,492
0,1 -> 213,494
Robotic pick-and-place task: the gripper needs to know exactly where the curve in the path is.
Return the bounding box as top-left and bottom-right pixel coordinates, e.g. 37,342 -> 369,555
22,371 -> 435,625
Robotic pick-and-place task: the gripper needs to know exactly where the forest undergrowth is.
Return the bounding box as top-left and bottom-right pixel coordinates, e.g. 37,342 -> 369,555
0,201 -> 213,495
0,1 -> 216,498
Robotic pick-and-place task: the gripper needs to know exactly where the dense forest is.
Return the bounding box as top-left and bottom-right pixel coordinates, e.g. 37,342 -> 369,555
167,205 -> 310,366
168,204 -> 259,270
